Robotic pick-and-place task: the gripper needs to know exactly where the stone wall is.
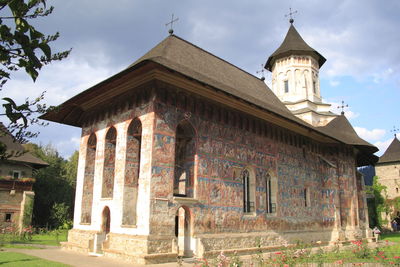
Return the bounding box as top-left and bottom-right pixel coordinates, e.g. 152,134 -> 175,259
376,162 -> 400,200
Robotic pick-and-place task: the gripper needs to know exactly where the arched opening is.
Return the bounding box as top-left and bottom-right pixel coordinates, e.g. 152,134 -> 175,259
242,169 -> 255,213
102,206 -> 111,234
174,120 -> 195,197
102,127 -> 117,198
81,133 -> 96,224
122,119 -> 142,226
175,206 -> 192,257
265,173 -> 277,214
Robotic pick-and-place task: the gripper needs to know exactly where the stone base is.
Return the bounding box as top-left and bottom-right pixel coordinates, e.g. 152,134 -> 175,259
62,228 -> 369,264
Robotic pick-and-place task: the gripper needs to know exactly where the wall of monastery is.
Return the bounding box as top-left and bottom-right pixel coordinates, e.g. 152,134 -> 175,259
148,85 -> 364,255
65,84 -> 368,261
376,162 -> 400,200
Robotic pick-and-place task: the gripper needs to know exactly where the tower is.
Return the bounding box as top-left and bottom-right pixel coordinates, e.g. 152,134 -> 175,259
266,21 -> 337,126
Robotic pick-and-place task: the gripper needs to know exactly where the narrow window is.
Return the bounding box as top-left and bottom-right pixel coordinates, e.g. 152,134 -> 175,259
304,188 -> 310,207
102,127 -> 117,198
396,188 -> 399,193
243,169 -> 251,213
284,80 -> 289,93
122,119 -> 142,226
265,174 -> 276,214
81,133 -> 96,224
174,120 -> 195,197
313,81 -> 317,94
5,213 -> 12,222
266,175 -> 271,213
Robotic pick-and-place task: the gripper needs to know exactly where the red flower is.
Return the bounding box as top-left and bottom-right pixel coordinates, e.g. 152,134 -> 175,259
275,251 -> 282,255
394,256 -> 400,259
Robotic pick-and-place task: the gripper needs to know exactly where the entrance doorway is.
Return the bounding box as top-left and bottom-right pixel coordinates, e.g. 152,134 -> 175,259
93,206 -> 111,254
175,206 -> 192,257
102,206 -> 111,234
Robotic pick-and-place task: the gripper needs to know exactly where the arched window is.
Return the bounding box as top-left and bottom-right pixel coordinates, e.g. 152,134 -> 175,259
265,174 -> 277,214
122,119 -> 142,226
102,127 -> 117,198
242,169 -> 255,213
81,133 -> 96,224
174,120 -> 195,198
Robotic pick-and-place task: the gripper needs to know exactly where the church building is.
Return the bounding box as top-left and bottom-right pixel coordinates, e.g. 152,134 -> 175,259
375,135 -> 400,226
43,21 -> 377,264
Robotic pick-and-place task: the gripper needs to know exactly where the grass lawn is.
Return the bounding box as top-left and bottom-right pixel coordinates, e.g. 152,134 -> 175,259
0,230 -> 68,248
0,251 -> 71,267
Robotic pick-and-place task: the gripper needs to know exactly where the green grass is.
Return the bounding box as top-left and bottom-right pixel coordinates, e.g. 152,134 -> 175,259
381,232 -> 400,243
0,229 -> 68,248
0,251 -> 71,267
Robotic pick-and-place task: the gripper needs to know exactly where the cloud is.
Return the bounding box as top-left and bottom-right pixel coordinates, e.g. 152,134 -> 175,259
373,68 -> 394,84
3,51 -> 120,106
374,138 -> 393,156
329,80 -> 340,87
354,127 -> 386,141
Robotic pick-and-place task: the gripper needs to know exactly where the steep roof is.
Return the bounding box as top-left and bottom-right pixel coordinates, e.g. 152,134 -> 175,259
0,124 -> 48,168
318,114 -> 378,165
378,137 -> 400,164
42,35 -> 307,127
265,24 -> 326,71
41,34 -> 377,166
130,35 -> 295,120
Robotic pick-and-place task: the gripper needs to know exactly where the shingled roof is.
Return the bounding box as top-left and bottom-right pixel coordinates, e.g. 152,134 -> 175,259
317,114 -> 378,165
378,137 -> 400,164
130,35 -> 295,120
265,24 -> 326,71
0,124 -> 48,168
41,34 -> 377,165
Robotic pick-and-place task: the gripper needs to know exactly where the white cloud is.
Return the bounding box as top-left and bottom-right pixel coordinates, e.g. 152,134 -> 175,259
354,127 -> 386,141
329,80 -> 340,87
374,138 -> 393,156
3,53 -> 119,107
373,68 -> 394,84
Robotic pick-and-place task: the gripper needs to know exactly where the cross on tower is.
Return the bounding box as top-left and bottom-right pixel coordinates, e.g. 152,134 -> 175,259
390,126 -> 399,137
165,14 -> 179,35
285,8 -> 298,24
256,64 -> 265,81
337,101 -> 348,115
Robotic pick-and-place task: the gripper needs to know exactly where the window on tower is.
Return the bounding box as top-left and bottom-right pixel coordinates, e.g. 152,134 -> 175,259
284,80 -> 289,93
313,81 -> 317,94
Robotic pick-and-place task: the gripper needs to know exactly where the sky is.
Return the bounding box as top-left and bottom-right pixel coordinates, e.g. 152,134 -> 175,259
2,0 -> 399,159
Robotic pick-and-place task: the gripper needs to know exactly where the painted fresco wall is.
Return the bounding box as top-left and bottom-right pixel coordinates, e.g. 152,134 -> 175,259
122,120 -> 141,226
149,90 -> 361,242
66,85 -> 367,261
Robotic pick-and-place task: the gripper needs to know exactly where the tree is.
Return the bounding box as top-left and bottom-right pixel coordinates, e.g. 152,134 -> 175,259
366,176 -> 390,228
24,143 -> 77,228
0,0 -> 70,149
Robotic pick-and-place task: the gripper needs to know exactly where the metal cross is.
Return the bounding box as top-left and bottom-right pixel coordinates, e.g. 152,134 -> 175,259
337,101 -> 348,115
165,14 -> 179,35
256,64 -> 265,81
285,8 -> 298,24
390,126 -> 399,137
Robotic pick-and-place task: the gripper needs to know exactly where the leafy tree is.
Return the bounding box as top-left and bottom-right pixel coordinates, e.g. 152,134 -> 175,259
0,0 -> 70,149
24,143 -> 77,228
366,176 -> 390,228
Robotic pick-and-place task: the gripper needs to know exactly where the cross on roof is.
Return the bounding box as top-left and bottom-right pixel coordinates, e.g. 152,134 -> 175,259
165,14 -> 179,35
337,100 -> 348,115
390,126 -> 399,137
256,64 -> 265,81
285,8 -> 298,24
